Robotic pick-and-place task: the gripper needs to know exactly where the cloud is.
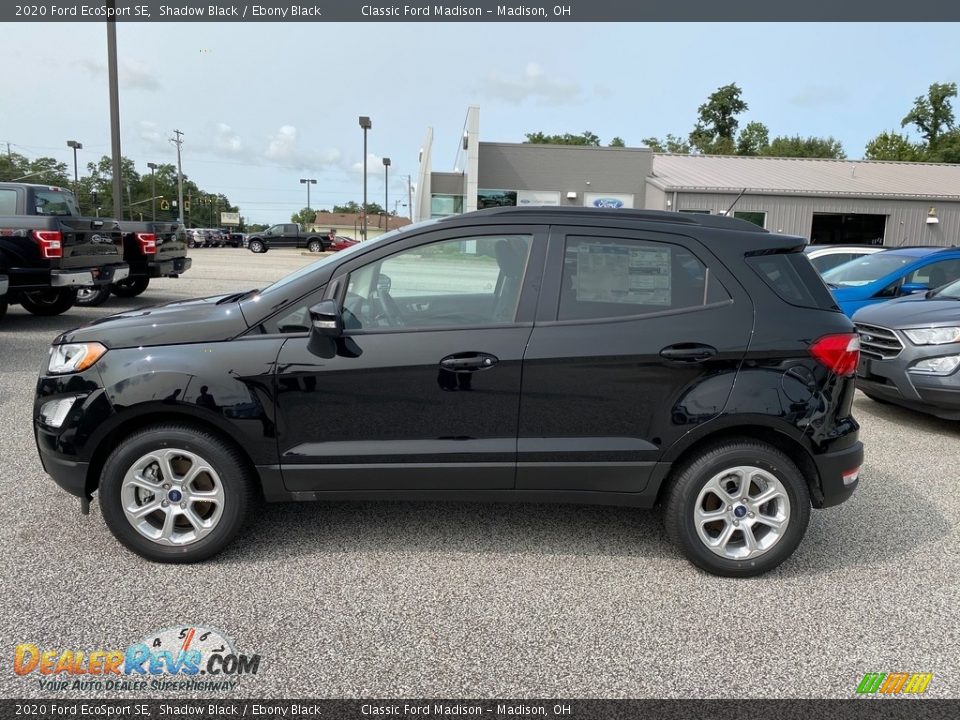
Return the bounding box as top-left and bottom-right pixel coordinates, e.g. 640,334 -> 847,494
351,153 -> 388,180
137,121 -> 169,152
79,58 -> 162,92
214,123 -> 243,155
480,61 -> 582,106
788,84 -> 847,108
262,125 -> 342,171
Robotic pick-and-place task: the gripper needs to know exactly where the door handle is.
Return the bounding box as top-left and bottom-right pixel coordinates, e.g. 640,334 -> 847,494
439,352 -> 499,372
659,344 -> 718,362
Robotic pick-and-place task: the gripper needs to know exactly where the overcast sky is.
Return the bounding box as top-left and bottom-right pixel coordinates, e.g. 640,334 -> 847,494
2,22 -> 957,224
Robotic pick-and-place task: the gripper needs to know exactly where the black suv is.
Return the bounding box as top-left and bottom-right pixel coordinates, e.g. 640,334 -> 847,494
34,208 -> 863,576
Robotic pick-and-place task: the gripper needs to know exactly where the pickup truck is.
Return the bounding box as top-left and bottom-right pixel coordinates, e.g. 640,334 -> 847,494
246,223 -> 329,253
0,182 -> 128,316
76,220 -> 192,306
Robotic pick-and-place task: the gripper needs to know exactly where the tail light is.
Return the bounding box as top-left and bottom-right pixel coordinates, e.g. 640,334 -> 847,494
136,232 -> 157,255
810,333 -> 860,376
32,230 -> 63,259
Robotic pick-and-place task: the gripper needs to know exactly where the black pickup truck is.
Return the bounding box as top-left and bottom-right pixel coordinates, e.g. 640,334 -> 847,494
0,182 -> 128,316
76,221 -> 192,306
245,223 -> 328,253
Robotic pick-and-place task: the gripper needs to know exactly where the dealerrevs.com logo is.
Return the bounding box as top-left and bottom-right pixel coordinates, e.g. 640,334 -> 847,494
14,626 -> 261,692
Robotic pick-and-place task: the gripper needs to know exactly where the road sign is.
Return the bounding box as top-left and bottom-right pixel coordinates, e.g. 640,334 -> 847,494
221,211 -> 240,226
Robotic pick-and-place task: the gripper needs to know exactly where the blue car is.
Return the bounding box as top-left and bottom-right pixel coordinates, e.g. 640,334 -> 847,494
823,247 -> 960,317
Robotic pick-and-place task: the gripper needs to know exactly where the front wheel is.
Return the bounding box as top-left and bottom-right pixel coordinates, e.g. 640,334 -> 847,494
76,286 -> 112,307
20,288 -> 77,316
248,239 -> 265,253
99,425 -> 255,563
307,239 -> 322,253
111,277 -> 150,298
663,440 -> 810,577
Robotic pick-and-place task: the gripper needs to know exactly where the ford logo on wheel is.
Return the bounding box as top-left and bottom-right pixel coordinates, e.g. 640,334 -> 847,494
592,198 -> 624,209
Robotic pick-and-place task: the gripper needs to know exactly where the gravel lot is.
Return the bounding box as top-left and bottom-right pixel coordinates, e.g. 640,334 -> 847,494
1,248 -> 958,699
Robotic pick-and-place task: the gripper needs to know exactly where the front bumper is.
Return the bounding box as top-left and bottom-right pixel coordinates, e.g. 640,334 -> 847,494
37,446 -> 90,498
812,440 -> 863,508
856,334 -> 960,419
147,256 -> 192,278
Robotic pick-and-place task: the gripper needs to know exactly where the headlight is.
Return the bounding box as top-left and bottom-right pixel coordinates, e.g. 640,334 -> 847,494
47,342 -> 107,375
908,354 -> 960,376
902,326 -> 960,345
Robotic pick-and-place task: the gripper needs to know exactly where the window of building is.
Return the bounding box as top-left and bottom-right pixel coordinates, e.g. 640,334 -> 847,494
344,235 -> 533,329
734,211 -> 766,228
558,236 -> 730,321
430,194 -> 463,218
477,189 -> 517,210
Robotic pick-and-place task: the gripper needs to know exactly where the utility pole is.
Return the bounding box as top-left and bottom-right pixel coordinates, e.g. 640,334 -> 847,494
106,1 -> 123,221
407,174 -> 413,220
171,129 -> 185,224
147,162 -> 157,221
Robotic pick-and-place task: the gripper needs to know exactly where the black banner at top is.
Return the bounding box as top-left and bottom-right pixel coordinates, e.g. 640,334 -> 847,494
2,0 -> 957,22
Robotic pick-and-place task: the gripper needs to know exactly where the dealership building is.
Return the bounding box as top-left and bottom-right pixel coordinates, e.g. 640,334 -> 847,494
415,107 -> 960,246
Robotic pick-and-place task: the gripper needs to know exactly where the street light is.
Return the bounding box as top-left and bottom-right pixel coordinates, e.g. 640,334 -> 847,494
359,115 -> 372,240
146,162 -> 158,221
382,157 -> 391,232
299,178 -> 317,213
66,140 -> 82,197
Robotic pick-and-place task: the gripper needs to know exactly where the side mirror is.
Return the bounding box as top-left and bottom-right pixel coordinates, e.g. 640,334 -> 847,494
900,282 -> 928,296
308,299 -> 343,337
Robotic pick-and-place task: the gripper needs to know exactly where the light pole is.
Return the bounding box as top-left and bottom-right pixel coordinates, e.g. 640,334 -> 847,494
382,157 -> 390,232
106,0 -> 123,221
359,115 -> 371,240
146,162 -> 158,221
66,140 -> 82,197
299,178 -> 316,215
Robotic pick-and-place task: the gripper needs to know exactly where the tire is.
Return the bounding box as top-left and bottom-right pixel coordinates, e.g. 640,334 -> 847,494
98,424 -> 254,563
307,239 -> 322,253
20,288 -> 77,316
111,277 -> 150,298
248,239 -> 265,254
663,440 -> 811,578
75,286 -> 112,307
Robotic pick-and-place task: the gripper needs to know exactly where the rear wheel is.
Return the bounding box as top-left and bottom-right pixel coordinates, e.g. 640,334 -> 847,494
111,277 -> 150,298
76,286 -> 112,307
20,288 -> 77,316
664,440 -> 810,577
99,425 -> 254,563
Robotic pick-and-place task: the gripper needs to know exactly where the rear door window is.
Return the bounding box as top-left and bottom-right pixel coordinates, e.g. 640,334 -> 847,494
558,236 -> 730,321
0,189 -> 17,215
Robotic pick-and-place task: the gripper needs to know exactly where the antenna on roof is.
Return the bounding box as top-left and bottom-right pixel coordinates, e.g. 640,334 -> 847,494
724,188 -> 747,216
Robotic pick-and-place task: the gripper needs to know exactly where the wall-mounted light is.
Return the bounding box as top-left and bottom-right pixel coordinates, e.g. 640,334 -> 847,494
927,207 -> 939,225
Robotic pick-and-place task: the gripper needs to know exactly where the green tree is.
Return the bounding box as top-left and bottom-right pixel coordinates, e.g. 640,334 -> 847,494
332,201 -> 386,215
608,136 -> 626,147
291,207 -> 317,225
523,130 -> 602,146
0,151 -> 71,186
736,121 -> 770,156
901,82 -> 957,148
762,135 -> 846,159
642,134 -> 690,153
689,83 -> 748,154
864,131 -> 926,161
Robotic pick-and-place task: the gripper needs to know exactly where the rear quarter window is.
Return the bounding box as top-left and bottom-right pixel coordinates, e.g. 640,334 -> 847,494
746,252 -> 838,310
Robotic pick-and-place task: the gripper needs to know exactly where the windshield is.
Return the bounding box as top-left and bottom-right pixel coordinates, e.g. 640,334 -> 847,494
932,278 -> 960,299
33,189 -> 80,216
256,219 -> 438,297
821,253 -> 915,287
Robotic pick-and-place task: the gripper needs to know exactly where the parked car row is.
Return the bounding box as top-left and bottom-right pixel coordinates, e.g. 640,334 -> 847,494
187,228 -> 245,248
806,243 -> 960,420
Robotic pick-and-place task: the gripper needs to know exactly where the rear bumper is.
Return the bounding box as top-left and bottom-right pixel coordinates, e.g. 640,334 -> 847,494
147,256 -> 192,278
813,440 -> 863,508
50,269 -> 95,287
53,264 -> 130,287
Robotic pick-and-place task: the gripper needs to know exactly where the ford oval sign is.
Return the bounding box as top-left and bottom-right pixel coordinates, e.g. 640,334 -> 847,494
592,198 -> 625,209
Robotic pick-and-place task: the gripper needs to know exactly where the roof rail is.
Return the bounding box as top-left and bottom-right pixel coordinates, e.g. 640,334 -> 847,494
443,206 -> 769,232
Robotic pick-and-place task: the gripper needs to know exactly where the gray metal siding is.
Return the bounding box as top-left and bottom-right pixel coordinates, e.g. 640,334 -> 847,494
669,191 -> 960,246
431,172 -> 465,196
477,143 -> 652,208
645,184 -> 667,211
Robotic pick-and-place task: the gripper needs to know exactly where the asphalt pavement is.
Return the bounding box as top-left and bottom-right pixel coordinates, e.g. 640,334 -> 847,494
0,248 -> 957,699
